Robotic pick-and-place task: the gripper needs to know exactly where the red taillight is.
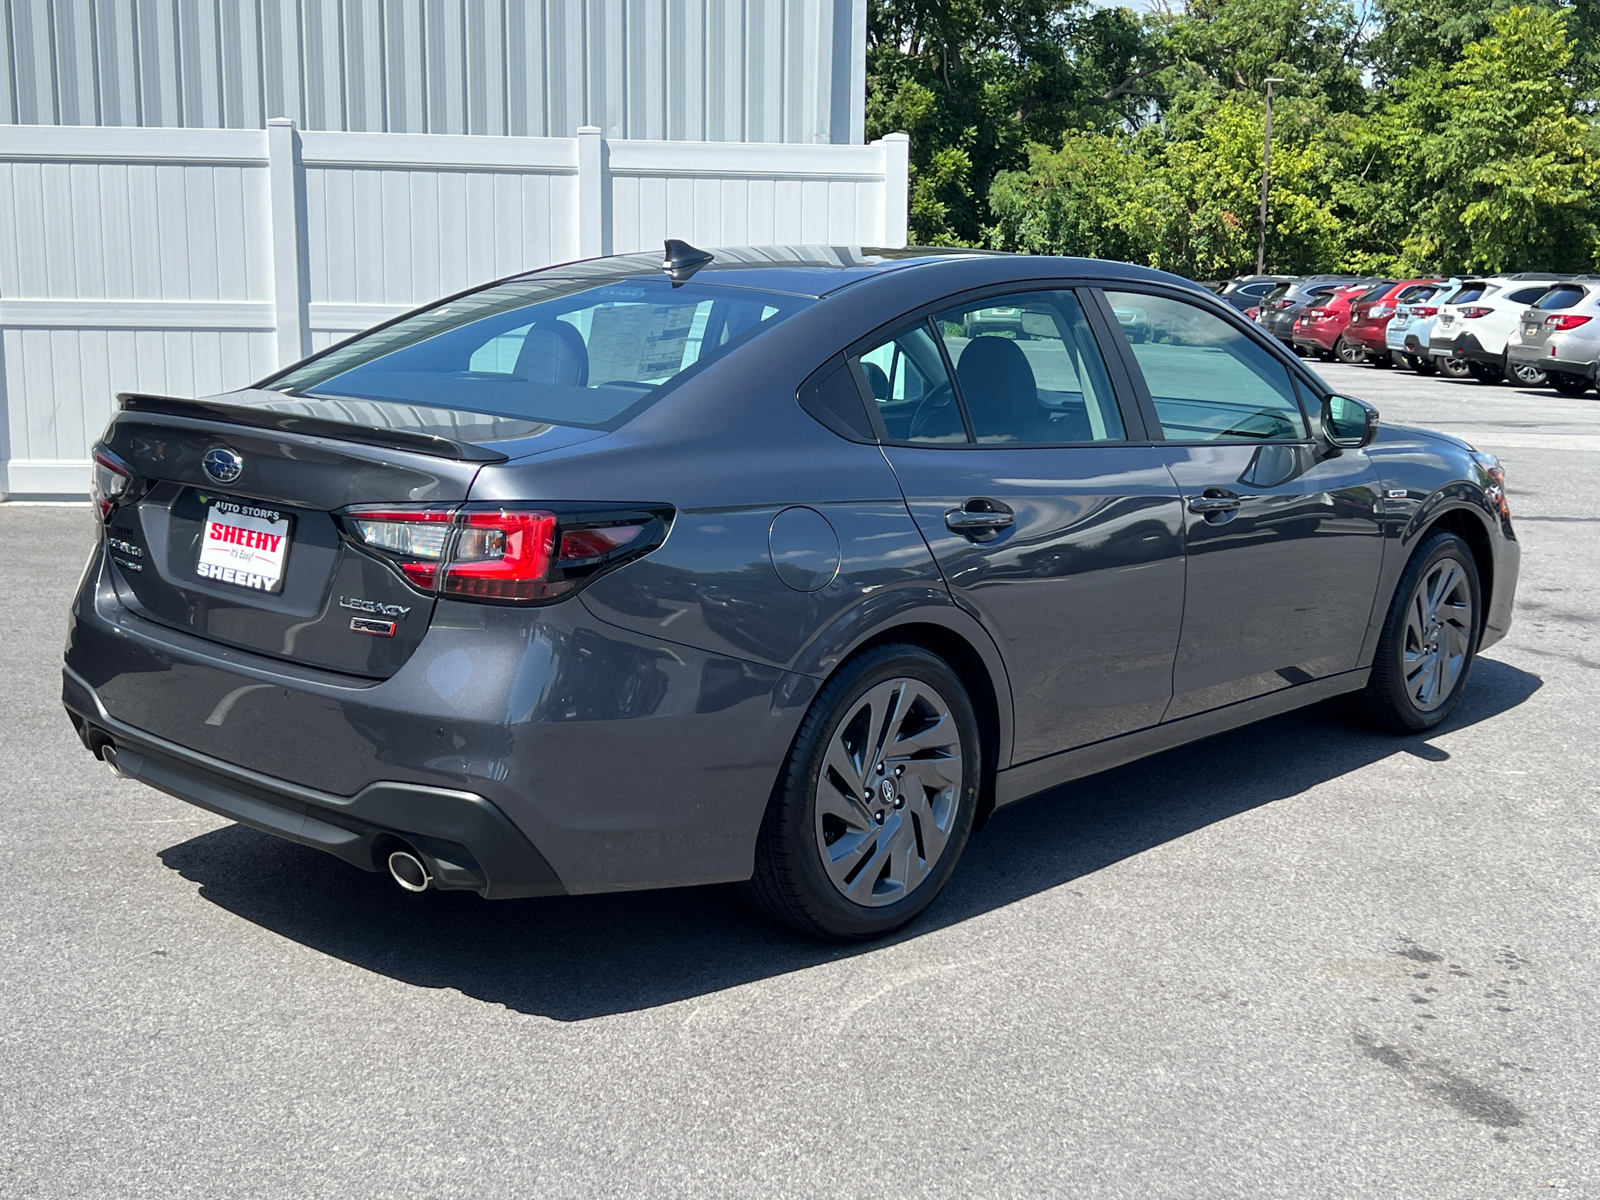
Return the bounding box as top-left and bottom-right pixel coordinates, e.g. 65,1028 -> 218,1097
1457,306 -> 1494,319
90,447 -> 134,522
340,503 -> 666,605
442,510 -> 561,602
1545,314 -> 1593,330
1244,306 -> 1260,319
1412,305 -> 1438,317
1273,298 -> 1295,310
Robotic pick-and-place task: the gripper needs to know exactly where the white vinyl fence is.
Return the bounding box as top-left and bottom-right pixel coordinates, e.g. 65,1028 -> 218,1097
0,120 -> 908,497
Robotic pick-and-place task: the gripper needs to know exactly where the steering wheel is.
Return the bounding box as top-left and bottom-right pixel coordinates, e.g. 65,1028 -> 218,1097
908,381 -> 959,441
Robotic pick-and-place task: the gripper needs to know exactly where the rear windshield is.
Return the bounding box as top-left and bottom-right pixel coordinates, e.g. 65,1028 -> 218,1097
1451,283 -> 1490,304
267,276 -> 813,430
1359,283 -> 1395,302
1396,284 -> 1438,302
1533,285 -> 1587,310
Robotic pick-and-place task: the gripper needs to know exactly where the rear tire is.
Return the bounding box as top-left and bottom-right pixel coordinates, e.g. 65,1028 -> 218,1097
1364,532 -> 1481,734
1466,360 -> 1504,384
1367,350 -> 1393,368
1335,336 -> 1365,364
1550,371 -> 1591,396
742,644 -> 980,941
1409,354 -> 1438,376
1436,355 -> 1472,379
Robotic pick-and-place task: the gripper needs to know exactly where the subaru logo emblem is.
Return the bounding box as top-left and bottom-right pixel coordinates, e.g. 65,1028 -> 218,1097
202,447 -> 244,485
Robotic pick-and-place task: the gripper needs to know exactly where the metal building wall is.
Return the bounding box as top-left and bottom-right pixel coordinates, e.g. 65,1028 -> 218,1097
0,0 -> 867,144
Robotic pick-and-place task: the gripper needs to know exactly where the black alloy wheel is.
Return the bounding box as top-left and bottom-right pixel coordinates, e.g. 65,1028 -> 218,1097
1437,355 -> 1473,379
1550,371 -> 1592,396
743,644 -> 981,941
1364,532 -> 1481,733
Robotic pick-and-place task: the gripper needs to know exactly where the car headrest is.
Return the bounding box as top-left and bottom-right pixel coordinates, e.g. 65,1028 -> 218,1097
860,361 -> 891,400
514,320 -> 589,386
957,337 -> 1038,433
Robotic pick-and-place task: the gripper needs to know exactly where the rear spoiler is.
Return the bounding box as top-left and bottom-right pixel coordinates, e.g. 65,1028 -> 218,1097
117,393 -> 509,464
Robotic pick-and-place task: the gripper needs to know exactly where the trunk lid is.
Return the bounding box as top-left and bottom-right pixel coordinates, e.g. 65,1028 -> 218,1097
95,391 -> 537,679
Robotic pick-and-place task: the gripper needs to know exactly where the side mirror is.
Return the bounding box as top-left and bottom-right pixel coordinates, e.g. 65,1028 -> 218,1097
1321,393 -> 1379,449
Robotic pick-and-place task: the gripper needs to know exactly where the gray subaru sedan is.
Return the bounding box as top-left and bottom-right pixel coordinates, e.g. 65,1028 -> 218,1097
64,245 -> 1519,940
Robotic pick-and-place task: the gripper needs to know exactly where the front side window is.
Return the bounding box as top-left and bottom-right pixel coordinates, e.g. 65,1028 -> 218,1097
1103,290 -> 1308,442
268,276 -> 811,431
933,290 -> 1124,444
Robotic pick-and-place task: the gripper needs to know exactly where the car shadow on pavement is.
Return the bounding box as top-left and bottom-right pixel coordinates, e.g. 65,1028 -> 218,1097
159,657 -> 1541,1022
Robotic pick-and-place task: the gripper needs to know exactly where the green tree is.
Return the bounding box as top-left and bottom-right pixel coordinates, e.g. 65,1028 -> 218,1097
1400,7 -> 1600,272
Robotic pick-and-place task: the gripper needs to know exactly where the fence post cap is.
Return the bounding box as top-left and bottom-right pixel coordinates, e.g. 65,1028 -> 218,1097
576,126 -> 602,135
267,117 -> 296,128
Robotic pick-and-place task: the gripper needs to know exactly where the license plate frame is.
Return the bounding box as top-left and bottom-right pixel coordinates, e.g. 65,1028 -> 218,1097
195,499 -> 293,594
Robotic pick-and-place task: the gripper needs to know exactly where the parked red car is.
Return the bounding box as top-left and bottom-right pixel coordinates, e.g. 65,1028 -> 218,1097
1343,278 -> 1443,365
1293,283 -> 1386,362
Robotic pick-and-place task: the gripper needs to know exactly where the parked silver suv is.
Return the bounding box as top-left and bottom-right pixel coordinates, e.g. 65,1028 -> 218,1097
1505,277 -> 1600,395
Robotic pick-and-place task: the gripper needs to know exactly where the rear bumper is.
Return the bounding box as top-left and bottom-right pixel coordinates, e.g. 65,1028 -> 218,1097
1293,326 -> 1341,351
1507,343 -> 1598,379
63,549 -> 809,894
1430,332 -> 1498,364
1346,323 -> 1389,350
64,666 -> 563,898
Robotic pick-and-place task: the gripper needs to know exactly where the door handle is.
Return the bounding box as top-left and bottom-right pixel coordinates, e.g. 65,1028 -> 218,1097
1187,494 -> 1242,515
945,500 -> 1014,541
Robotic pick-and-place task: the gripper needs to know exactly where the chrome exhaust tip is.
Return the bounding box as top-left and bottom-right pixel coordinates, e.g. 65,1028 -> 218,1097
387,849 -> 432,893
101,744 -> 131,779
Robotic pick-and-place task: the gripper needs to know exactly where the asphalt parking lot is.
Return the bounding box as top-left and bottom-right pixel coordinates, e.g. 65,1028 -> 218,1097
3,359 -> 1597,1198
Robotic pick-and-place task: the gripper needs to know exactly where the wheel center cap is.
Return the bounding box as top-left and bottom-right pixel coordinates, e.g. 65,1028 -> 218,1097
879,778 -> 896,803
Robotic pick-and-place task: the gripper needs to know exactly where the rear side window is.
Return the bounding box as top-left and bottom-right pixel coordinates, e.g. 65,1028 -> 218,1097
268,277 -> 812,431
932,291 -> 1124,445
1533,286 -> 1587,310
1104,291 -> 1308,442
856,321 -> 964,444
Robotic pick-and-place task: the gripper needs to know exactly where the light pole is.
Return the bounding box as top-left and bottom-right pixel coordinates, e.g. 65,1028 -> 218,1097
1256,77 -> 1285,276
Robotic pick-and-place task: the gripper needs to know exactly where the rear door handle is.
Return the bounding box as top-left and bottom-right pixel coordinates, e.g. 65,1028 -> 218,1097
945,501 -> 1014,541
1187,494 -> 1242,515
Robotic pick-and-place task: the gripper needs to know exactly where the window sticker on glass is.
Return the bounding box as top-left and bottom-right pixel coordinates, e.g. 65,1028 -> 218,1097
588,304 -> 698,383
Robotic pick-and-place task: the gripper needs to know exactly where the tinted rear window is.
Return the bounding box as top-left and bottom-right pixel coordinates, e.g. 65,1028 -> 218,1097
1451,284 -> 1489,304
1533,286 -> 1587,310
268,277 -> 813,430
1397,284 -> 1438,302
1359,283 -> 1395,302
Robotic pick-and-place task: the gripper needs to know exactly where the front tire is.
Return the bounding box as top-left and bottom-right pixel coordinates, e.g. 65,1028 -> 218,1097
742,644 -> 980,941
1364,532 -> 1481,733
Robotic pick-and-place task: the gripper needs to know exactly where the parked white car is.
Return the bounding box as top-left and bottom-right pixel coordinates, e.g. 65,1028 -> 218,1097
1505,277 -> 1600,395
1385,280 -> 1453,373
1429,274 -> 1570,384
